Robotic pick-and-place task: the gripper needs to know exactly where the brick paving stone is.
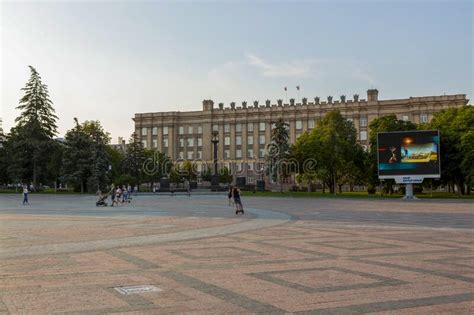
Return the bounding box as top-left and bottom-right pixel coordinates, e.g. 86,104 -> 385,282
0,194 -> 473,313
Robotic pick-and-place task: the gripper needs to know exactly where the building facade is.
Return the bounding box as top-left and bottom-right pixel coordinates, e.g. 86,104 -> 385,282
133,89 -> 468,182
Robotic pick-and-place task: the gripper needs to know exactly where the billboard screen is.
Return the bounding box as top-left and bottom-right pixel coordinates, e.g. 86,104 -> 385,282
377,130 -> 440,179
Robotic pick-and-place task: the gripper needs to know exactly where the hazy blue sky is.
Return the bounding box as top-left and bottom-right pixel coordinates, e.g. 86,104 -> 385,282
1,1 -> 472,142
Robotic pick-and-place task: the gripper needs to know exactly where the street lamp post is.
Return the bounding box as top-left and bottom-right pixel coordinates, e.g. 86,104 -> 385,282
211,131 -> 220,191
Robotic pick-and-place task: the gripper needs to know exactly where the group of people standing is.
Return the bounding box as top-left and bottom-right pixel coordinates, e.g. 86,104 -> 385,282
108,184 -> 134,206
228,186 -> 244,214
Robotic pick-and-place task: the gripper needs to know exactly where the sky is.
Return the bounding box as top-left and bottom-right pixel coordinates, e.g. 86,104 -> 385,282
1,1 -> 472,143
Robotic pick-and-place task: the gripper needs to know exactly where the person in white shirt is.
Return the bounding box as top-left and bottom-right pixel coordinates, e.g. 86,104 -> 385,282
22,185 -> 29,205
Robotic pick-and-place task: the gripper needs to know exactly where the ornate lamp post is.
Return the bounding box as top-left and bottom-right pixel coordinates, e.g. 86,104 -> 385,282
211,130 -> 220,190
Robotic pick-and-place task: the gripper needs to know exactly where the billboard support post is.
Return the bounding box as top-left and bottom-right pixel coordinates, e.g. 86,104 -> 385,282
403,183 -> 415,199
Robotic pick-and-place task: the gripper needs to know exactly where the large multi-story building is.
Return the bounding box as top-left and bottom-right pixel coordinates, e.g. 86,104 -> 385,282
133,89 -> 468,183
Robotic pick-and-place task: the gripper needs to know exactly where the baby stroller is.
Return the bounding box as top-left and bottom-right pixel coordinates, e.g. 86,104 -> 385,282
96,194 -> 108,207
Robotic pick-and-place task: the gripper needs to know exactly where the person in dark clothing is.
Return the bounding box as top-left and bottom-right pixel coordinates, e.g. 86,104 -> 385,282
233,187 -> 244,214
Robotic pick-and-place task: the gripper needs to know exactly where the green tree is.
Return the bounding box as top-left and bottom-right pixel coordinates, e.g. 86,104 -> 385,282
8,66 -> 58,188
267,119 -> 291,192
62,119 -> 111,193
122,133 -> 147,183
219,166 -> 233,184
367,115 -> 416,194
293,110 -> 361,194
423,106 -> 474,194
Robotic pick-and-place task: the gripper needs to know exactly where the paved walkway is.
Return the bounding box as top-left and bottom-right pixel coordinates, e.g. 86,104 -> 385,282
0,194 -> 473,314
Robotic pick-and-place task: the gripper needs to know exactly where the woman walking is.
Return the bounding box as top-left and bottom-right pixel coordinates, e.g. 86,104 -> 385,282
233,187 -> 244,215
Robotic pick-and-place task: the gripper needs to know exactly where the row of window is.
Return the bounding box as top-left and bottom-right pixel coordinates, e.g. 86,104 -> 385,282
141,114 -> 428,137
176,148 -> 266,160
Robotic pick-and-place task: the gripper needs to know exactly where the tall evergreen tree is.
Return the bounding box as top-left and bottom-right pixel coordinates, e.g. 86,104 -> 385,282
8,66 -> 58,188
267,119 -> 291,192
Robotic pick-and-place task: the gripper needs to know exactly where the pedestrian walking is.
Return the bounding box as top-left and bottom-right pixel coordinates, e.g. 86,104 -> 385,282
228,186 -> 234,207
22,185 -> 29,205
233,187 -> 244,214
186,181 -> 191,197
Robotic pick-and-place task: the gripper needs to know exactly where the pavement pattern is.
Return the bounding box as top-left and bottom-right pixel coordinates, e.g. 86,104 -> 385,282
0,194 -> 473,314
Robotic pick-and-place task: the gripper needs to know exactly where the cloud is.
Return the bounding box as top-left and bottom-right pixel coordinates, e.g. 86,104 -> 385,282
245,53 -> 317,78
207,53 -> 376,96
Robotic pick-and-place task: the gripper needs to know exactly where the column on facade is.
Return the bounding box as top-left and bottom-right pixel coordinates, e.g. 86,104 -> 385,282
157,125 -> 163,152
168,126 -> 175,160
202,122 -> 212,164
289,120 -> 296,144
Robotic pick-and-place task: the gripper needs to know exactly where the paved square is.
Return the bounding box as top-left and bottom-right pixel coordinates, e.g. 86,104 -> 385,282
0,194 -> 473,314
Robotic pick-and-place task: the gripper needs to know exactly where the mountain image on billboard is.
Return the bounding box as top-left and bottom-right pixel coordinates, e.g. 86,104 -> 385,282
377,130 -> 440,178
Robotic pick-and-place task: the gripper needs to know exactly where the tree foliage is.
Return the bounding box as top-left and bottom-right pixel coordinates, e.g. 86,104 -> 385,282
422,106 -> 474,194
267,119 -> 291,191
6,66 -> 59,188
292,110 -> 364,193
62,118 -> 111,193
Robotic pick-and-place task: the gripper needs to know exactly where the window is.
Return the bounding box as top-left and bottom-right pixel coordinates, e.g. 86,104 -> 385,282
247,136 -> 253,145
152,139 -> 157,148
187,151 -> 193,159
224,150 -> 230,159
142,140 -> 147,148
152,127 -> 158,135
224,124 -> 230,133
247,149 -> 254,158
420,114 -> 428,123
308,119 -> 315,129
259,148 -> 265,158
224,136 -> 230,146
296,120 -> 302,130
259,135 -> 265,145
236,149 -> 242,159
197,138 -> 202,146
236,163 -> 243,172
179,151 -> 184,159
197,151 -> 202,159
360,131 -> 367,141
163,126 -> 169,135
187,138 -> 194,147
141,127 -> 147,136
402,115 -> 409,122
163,138 -> 168,147
271,122 -> 276,130
248,163 -> 254,171
179,138 -> 184,147
236,123 -> 242,132
179,126 -> 184,135
197,125 -> 202,134
360,118 -> 367,127
248,123 -> 254,132
247,176 -> 254,184
259,122 -> 265,131
212,124 -> 218,132
236,136 -> 242,146
188,126 -> 193,134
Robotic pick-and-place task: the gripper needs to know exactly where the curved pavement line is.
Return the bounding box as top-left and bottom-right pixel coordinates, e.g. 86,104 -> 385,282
0,207 -> 290,259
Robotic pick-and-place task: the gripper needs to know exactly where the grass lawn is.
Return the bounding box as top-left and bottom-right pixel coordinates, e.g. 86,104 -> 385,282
241,191 -> 474,199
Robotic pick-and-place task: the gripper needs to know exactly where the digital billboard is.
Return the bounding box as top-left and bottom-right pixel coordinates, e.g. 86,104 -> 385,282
377,130 -> 440,179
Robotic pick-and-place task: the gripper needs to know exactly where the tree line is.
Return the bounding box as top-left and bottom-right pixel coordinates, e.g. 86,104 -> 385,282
0,66 -> 472,194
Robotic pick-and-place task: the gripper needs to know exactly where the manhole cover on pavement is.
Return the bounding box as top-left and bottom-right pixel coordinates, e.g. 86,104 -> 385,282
114,285 -> 162,295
